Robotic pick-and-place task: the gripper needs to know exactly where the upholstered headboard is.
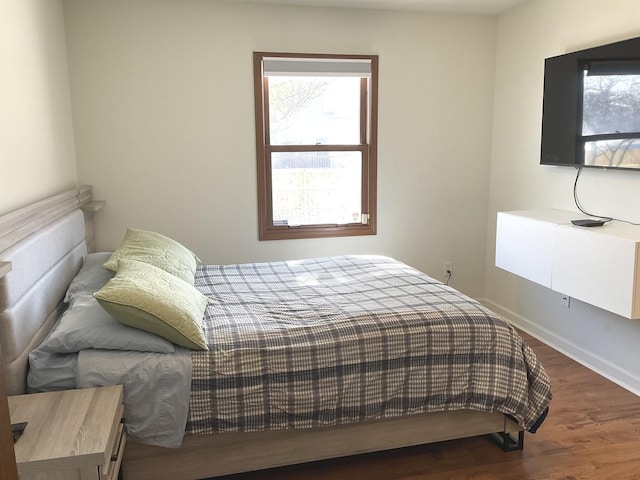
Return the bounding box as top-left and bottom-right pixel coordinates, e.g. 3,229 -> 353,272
0,187 -> 102,395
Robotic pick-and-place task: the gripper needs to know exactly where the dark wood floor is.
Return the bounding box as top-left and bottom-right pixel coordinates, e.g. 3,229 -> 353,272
217,332 -> 640,480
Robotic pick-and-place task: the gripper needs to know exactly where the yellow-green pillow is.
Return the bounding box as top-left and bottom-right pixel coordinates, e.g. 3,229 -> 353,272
104,228 -> 199,284
94,259 -> 209,350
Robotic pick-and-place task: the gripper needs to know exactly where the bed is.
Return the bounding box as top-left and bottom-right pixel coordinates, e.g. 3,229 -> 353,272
0,187 -> 552,480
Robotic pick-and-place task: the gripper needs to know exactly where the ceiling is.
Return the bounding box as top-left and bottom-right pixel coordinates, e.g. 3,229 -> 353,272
225,0 -> 529,15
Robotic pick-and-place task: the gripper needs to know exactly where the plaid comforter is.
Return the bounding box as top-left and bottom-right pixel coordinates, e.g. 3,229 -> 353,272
186,255 -> 551,436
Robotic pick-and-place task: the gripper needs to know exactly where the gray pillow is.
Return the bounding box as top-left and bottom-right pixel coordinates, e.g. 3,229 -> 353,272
44,293 -> 175,353
64,252 -> 115,303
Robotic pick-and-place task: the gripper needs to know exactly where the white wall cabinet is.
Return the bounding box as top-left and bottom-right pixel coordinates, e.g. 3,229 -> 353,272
496,210 -> 640,319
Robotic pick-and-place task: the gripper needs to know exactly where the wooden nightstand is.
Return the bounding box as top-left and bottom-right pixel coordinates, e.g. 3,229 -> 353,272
8,385 -> 126,480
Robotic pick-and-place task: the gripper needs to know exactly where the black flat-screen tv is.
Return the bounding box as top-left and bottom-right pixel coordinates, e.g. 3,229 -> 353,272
541,36 -> 640,170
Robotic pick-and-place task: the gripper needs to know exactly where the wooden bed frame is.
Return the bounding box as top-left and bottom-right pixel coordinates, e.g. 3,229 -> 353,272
0,187 -> 523,480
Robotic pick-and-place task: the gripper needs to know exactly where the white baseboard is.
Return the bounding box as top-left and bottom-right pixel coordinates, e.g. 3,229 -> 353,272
480,297 -> 640,397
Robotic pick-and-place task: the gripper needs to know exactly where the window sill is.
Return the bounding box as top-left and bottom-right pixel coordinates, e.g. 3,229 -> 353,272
259,223 -> 376,241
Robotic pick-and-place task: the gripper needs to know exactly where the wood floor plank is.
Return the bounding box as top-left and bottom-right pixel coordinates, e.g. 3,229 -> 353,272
214,331 -> 640,480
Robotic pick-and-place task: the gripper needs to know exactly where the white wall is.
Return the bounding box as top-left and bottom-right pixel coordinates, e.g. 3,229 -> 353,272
485,0 -> 640,393
0,0 -> 77,214
63,0 -> 497,297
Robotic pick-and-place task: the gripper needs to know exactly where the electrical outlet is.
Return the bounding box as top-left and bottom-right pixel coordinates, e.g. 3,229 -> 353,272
443,261 -> 453,276
560,295 -> 571,308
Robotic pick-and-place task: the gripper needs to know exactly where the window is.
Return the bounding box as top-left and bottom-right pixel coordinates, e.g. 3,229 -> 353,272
253,52 -> 378,240
581,60 -> 640,169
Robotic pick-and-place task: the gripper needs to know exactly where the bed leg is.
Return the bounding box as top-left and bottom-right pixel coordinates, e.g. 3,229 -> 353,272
489,430 -> 524,452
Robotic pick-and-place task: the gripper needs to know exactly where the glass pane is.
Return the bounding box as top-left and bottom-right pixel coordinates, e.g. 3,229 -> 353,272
582,71 -> 640,135
271,151 -> 362,226
268,77 -> 361,145
584,138 -> 640,168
